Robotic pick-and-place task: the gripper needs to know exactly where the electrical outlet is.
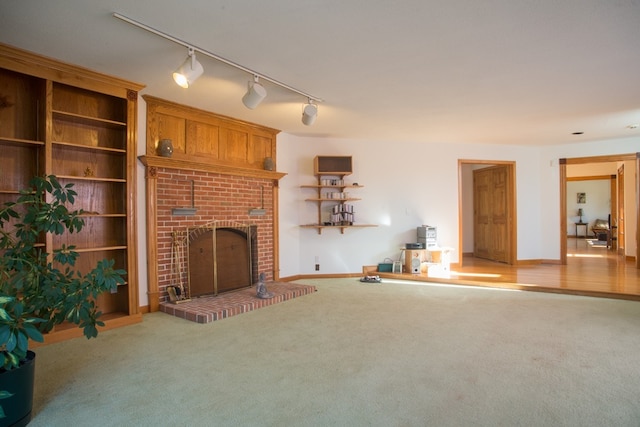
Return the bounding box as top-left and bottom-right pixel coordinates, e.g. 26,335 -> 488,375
315,264 -> 320,271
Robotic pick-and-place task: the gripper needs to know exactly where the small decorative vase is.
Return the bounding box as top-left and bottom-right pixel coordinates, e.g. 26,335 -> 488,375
158,139 -> 174,157
263,157 -> 274,171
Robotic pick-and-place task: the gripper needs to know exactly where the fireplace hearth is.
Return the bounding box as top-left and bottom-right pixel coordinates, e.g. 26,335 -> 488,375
160,282 -> 317,323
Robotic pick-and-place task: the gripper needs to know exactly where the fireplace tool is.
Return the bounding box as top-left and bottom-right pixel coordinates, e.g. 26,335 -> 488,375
168,231 -> 190,303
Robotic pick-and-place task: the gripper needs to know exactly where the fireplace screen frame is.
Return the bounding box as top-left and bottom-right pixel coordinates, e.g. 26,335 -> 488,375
186,221 -> 258,297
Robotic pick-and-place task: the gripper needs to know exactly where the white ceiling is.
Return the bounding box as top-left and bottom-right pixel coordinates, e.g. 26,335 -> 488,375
1,0 -> 639,146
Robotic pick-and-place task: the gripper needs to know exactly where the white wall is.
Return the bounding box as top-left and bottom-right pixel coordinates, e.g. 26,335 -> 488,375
279,135 -> 639,276
277,135 -> 545,277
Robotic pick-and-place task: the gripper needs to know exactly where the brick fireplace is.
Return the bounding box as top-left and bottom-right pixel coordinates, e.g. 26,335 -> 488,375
140,96 -> 286,312
142,164 -> 283,309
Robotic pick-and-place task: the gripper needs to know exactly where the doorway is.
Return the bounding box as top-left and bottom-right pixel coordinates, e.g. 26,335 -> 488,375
458,160 -> 517,267
559,153 -> 640,268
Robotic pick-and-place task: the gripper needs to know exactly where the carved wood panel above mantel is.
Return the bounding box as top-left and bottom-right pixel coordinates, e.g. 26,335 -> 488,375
143,95 -> 281,173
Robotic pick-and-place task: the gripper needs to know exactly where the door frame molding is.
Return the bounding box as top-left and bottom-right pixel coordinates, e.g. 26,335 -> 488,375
559,153 -> 640,268
458,160 -> 517,267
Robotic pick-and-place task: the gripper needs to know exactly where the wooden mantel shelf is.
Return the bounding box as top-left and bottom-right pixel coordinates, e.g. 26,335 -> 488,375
139,155 -> 287,181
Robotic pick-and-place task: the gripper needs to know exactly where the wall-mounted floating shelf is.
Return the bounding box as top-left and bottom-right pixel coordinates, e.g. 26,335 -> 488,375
300,156 -> 377,234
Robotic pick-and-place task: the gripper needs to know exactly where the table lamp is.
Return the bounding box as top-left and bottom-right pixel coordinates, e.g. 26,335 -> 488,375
577,208 -> 583,223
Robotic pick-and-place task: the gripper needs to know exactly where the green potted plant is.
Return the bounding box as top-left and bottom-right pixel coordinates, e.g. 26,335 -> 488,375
0,175 -> 126,426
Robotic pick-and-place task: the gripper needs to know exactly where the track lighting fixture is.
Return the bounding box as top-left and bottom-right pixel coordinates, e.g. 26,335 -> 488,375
242,75 -> 267,109
113,12 -> 323,123
172,48 -> 203,88
301,100 -> 318,126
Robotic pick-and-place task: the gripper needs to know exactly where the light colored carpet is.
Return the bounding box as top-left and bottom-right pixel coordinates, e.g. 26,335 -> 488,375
30,279 -> 640,426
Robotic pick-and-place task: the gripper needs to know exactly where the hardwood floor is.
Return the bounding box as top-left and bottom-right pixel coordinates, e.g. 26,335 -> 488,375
384,238 -> 640,301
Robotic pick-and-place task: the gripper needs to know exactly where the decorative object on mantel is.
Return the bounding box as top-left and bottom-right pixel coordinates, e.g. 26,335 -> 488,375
263,157 -> 274,171
256,273 -> 275,299
157,139 -> 174,157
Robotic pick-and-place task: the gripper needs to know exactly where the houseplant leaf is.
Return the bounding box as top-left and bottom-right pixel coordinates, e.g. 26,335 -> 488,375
0,175 -> 126,369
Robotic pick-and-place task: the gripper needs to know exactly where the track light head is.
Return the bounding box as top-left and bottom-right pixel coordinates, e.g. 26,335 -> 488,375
301,101 -> 318,126
242,75 -> 267,109
172,48 -> 204,88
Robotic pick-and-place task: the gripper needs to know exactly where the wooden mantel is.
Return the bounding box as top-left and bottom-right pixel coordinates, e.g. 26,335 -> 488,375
139,155 -> 287,181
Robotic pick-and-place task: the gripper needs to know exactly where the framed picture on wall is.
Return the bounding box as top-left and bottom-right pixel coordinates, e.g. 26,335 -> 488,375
577,192 -> 586,203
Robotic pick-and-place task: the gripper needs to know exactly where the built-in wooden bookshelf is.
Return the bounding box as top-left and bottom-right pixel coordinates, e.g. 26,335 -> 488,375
0,43 -> 144,343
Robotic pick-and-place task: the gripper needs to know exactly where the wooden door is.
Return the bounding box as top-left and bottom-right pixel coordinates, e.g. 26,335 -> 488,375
474,168 -> 492,260
473,165 -> 511,263
617,164 -> 625,254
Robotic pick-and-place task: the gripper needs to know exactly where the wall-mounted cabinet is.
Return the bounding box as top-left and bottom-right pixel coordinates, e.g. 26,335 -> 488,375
0,43 -> 144,343
300,156 -> 377,234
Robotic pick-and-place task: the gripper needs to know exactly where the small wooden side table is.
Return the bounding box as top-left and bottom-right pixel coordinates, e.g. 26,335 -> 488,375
575,222 -> 588,238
